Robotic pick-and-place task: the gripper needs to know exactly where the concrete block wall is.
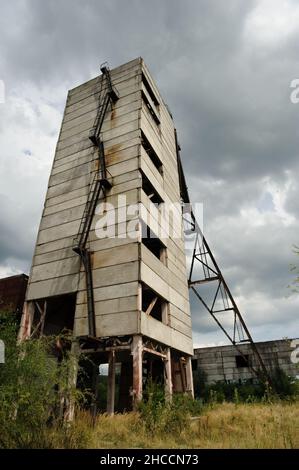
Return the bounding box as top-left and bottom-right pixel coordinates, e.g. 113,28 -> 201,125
23,58 -> 193,356
193,339 -> 299,384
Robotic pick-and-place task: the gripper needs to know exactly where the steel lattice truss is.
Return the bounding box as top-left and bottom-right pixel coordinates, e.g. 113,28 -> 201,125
175,130 -> 271,384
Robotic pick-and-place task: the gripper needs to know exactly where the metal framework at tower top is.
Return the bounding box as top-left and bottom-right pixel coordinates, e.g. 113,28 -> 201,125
73,63 -> 119,338
174,130 -> 272,385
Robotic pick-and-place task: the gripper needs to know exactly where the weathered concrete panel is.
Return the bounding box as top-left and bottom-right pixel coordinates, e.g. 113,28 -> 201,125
74,311 -> 139,337
31,257 -> 80,282
24,57 -> 193,359
75,295 -> 138,318
76,281 -> 138,305
140,312 -> 193,355
26,273 -> 79,300
78,261 -> 139,290
193,339 -> 299,384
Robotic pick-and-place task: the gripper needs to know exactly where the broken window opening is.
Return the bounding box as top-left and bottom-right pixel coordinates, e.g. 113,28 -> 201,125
142,284 -> 168,323
32,293 -> 76,337
141,73 -> 160,127
142,72 -> 159,107
142,91 -> 160,126
141,170 -> 163,205
141,131 -> 163,175
141,222 -> 167,264
235,354 -> 250,368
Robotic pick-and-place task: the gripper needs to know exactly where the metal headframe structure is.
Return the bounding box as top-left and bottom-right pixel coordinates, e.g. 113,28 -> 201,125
174,129 -> 272,385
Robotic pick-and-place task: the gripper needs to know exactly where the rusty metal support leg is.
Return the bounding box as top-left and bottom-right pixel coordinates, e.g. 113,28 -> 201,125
107,350 -> 116,415
164,348 -> 173,401
185,356 -> 194,398
179,357 -> 187,392
18,301 -> 34,342
132,335 -> 143,410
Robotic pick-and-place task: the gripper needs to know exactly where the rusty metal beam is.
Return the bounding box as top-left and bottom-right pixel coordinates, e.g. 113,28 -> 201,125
143,347 -> 167,359
82,345 -> 131,354
18,301 -> 34,342
164,348 -> 173,401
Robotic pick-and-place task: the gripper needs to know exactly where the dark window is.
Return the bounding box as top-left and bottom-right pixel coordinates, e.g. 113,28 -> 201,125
142,284 -> 168,323
141,222 -> 167,263
141,131 -> 163,174
142,73 -> 160,126
192,359 -> 198,371
32,293 -> 76,337
235,355 -> 250,368
141,170 -> 163,205
142,72 -> 159,107
142,91 -> 160,126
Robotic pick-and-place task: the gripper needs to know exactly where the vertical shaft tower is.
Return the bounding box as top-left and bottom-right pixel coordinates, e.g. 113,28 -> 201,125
19,58 -> 194,412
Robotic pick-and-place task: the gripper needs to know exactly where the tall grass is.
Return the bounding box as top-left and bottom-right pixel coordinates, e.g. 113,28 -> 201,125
1,313 -> 298,449
57,401 -> 298,449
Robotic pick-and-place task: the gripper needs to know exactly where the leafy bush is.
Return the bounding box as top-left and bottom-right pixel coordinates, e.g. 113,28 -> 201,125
0,311 -> 83,448
193,364 -> 298,404
139,381 -> 203,436
269,366 -> 298,398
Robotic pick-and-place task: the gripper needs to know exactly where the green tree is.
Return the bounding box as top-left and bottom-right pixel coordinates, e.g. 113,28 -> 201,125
0,311 -> 82,448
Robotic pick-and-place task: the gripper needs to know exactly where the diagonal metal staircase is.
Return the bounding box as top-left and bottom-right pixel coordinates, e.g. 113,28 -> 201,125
73,63 -> 119,338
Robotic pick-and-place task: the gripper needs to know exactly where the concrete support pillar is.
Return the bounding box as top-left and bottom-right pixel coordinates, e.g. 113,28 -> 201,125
18,301 -> 34,342
164,348 -> 173,401
107,350 -> 116,415
64,339 -> 80,422
185,356 -> 194,398
132,335 -> 143,409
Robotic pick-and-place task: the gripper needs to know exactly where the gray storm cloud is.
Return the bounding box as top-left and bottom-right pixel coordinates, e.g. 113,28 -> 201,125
0,0 -> 298,344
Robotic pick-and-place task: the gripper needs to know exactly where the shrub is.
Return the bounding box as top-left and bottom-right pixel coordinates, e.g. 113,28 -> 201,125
139,381 -> 203,436
269,366 -> 298,398
193,364 -> 298,404
0,311 -> 83,448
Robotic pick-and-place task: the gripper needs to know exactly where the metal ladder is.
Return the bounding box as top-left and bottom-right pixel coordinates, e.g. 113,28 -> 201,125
73,63 -> 119,338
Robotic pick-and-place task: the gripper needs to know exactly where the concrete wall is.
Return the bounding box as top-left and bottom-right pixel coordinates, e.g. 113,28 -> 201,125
24,58 -> 193,355
193,339 -> 299,384
0,274 -> 28,319
27,58 -> 142,303
138,61 -> 192,354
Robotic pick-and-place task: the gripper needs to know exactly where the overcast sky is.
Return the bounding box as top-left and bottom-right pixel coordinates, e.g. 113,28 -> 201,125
0,0 -> 298,346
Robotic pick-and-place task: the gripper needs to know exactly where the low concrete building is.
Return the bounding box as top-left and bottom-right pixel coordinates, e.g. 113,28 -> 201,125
0,274 -> 28,322
193,339 -> 299,384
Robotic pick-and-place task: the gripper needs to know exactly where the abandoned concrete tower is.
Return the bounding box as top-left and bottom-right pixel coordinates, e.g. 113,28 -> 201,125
19,57 -> 194,412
